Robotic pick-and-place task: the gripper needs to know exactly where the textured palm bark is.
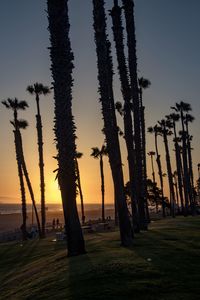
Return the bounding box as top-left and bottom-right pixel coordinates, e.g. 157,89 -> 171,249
16,130 -> 42,237
110,2 -> 140,232
14,130 -> 27,240
35,95 -> 46,237
93,0 -> 134,246
47,0 -> 85,256
122,0 -> 147,229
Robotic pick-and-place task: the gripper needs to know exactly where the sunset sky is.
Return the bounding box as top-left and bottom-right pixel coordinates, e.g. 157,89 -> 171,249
0,0 -> 200,205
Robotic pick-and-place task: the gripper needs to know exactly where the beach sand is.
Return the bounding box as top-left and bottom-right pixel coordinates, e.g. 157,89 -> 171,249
0,208 -> 115,233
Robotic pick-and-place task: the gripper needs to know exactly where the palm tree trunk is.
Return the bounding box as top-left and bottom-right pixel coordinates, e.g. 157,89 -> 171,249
100,156 -> 105,222
110,2 -> 140,232
36,95 -> 46,237
180,112 -> 190,214
16,130 -> 42,237
47,0 -> 85,256
122,0 -> 147,229
175,142 -> 185,214
140,100 -> 149,223
93,0 -> 134,246
75,158 -> 85,224
155,132 -> 165,217
163,131 -> 175,217
14,130 -> 27,240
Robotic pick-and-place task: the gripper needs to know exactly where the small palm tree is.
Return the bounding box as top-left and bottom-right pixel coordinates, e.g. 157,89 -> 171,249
27,83 -> 51,237
2,98 -> 41,238
91,145 -> 108,222
166,113 -> 185,214
158,119 -> 176,217
148,125 -> 165,217
147,151 -> 157,212
75,152 -> 85,224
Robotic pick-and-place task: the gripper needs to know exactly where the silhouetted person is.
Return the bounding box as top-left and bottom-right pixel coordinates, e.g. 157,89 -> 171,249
52,218 -> 55,229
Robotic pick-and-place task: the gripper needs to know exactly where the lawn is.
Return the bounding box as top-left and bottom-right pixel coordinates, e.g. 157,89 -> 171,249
0,217 -> 200,300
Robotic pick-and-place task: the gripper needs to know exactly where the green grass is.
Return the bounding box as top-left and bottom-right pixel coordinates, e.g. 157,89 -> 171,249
0,217 -> 200,300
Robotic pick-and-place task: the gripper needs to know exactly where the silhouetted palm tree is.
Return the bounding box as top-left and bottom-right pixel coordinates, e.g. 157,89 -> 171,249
138,77 -> 151,222
173,171 -> 180,213
148,151 -> 157,212
122,0 -> 147,229
2,98 -> 41,238
91,146 -> 108,222
171,101 -> 192,214
93,0 -> 134,246
158,119 -> 176,217
75,152 -> 85,224
166,113 -> 185,214
148,125 -> 165,217
185,114 -> 195,198
110,0 -> 140,232
47,0 -> 85,256
27,83 -> 51,237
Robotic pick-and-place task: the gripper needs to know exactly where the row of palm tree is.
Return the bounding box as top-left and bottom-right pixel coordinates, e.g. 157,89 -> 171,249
148,101 -> 197,217
3,0 -> 198,258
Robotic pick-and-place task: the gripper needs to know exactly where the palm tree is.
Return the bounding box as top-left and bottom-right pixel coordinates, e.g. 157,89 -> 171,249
158,119 -> 176,217
166,113 -> 185,215
91,146 -> 108,222
75,152 -> 85,224
93,0 -> 134,246
173,171 -> 180,213
122,0 -> 147,229
47,0 -> 85,256
1,98 -> 41,238
110,0 -> 140,232
185,114 -> 195,199
27,83 -> 51,237
171,101 -> 192,214
148,125 -> 165,217
138,77 -> 151,222
147,151 -> 157,212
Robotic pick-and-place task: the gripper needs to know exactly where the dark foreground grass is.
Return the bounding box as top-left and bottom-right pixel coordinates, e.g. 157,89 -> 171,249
0,217 -> 200,300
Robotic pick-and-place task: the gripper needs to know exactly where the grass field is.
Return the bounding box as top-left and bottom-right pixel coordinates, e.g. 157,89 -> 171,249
0,217 -> 200,300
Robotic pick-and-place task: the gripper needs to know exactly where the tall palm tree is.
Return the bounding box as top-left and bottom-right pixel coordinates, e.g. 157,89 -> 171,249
166,113 -> 185,214
27,83 -> 51,237
173,171 -> 180,213
93,0 -> 134,246
148,151 -> 157,213
148,125 -> 165,217
171,101 -> 192,214
138,77 -> 151,223
1,98 -> 41,238
91,146 -> 108,222
185,114 -> 195,197
110,0 -> 140,232
122,0 -> 147,229
47,0 -> 85,256
75,152 -> 85,224
158,119 -> 176,217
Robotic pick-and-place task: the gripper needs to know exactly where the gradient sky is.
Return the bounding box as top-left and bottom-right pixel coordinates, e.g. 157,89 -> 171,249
0,0 -> 200,205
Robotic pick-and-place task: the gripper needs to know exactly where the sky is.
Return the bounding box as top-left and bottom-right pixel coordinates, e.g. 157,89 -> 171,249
0,0 -> 200,205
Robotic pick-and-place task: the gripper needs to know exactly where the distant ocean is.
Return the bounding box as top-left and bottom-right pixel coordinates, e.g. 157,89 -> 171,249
0,203 -> 114,215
